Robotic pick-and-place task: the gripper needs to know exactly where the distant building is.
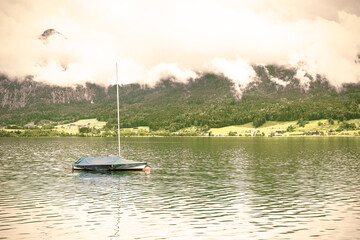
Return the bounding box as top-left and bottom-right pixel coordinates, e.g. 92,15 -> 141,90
271,130 -> 284,136
24,123 -> 36,129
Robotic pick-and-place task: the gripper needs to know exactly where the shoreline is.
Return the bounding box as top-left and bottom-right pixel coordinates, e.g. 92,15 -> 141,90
1,131 -> 359,138
2,119 -> 359,138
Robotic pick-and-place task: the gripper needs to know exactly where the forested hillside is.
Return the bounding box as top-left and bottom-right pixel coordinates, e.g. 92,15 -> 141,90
1,65 -> 359,131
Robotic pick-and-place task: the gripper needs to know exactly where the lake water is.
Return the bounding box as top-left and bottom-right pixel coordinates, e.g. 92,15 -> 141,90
0,137 -> 359,239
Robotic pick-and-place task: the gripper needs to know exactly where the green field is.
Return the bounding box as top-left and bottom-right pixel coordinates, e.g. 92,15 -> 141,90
55,118 -> 107,135
209,119 -> 360,137
55,119 -> 149,136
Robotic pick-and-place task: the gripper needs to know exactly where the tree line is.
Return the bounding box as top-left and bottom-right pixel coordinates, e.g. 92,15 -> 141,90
1,71 -> 359,131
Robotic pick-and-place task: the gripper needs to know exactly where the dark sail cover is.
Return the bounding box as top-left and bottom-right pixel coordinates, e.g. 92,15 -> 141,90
72,157 -> 146,171
74,157 -> 122,165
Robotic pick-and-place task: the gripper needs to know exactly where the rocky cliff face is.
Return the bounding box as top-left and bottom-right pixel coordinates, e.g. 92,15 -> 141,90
0,75 -> 107,111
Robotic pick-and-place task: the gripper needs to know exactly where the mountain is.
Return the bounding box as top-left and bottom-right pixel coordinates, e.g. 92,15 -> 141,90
0,64 -> 359,130
39,29 -> 66,43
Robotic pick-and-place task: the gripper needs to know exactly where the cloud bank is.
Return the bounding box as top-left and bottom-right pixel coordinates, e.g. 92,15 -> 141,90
0,0 -> 359,92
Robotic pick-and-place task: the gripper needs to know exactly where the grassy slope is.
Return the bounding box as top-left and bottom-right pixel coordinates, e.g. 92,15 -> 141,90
210,119 -> 360,136
53,117 -> 360,137
55,118 -> 149,135
55,118 -> 107,134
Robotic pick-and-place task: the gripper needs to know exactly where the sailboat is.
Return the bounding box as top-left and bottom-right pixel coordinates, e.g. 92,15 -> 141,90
72,64 -> 147,171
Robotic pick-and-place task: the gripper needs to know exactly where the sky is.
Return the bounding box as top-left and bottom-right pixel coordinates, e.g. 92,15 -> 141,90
0,0 -> 360,91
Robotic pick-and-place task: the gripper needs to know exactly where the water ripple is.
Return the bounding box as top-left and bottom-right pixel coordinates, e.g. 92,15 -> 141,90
0,137 -> 359,239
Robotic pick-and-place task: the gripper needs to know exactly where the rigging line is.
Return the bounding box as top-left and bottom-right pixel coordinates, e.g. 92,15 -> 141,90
116,63 -> 121,157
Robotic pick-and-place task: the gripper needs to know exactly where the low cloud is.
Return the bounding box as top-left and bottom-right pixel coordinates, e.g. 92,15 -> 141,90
263,66 -> 289,87
0,0 -> 359,92
143,63 -> 198,87
206,57 -> 257,98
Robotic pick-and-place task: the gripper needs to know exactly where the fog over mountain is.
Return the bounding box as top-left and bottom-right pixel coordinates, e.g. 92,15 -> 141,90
0,0 -> 359,96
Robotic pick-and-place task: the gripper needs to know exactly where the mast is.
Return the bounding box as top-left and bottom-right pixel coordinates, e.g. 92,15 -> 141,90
116,63 -> 121,156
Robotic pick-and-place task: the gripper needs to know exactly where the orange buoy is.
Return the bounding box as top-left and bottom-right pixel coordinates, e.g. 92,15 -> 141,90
144,166 -> 151,174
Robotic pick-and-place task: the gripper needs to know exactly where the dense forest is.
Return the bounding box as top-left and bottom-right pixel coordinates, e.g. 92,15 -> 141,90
1,65 -> 359,131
